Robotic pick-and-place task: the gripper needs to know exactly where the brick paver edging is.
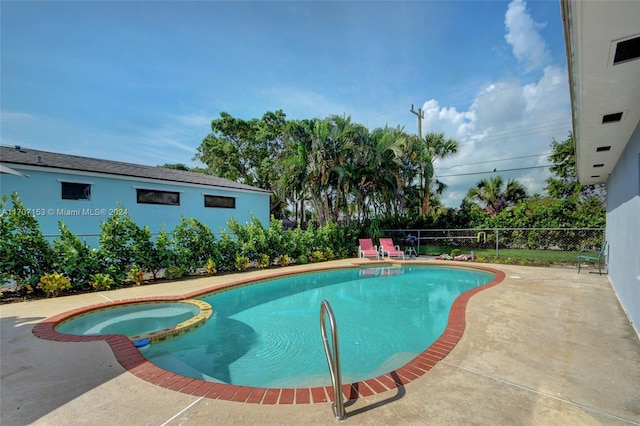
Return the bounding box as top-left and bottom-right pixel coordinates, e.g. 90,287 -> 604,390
32,261 -> 505,405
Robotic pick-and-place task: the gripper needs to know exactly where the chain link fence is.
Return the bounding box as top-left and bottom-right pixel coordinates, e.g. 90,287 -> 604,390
382,228 -> 606,268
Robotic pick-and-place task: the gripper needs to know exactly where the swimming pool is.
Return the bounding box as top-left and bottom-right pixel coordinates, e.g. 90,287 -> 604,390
142,265 -> 494,388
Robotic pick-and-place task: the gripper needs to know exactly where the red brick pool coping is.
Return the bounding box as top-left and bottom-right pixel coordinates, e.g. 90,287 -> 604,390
32,261 -> 505,405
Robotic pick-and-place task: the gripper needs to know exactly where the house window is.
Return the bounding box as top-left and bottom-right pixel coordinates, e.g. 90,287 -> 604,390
136,189 -> 180,205
62,182 -> 91,200
204,195 -> 236,209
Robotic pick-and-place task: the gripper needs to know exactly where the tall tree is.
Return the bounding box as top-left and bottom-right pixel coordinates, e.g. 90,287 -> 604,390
545,132 -> 606,203
195,110 -> 286,190
410,132 -> 459,216
195,110 -> 288,217
466,176 -> 528,217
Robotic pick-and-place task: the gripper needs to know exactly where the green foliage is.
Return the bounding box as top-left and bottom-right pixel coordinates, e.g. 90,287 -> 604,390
323,247 -> 335,261
205,258 -> 217,275
149,228 -> 174,279
53,222 -> 99,290
195,110 -> 286,191
256,253 -> 270,269
278,254 -> 291,266
164,266 -> 184,280
91,273 -> 114,291
98,205 -> 148,282
38,272 -> 71,297
310,250 -> 325,263
229,216 -> 269,263
216,230 -> 239,272
466,176 -> 527,217
129,264 -> 144,286
235,255 -> 250,271
172,217 -> 216,273
0,193 -> 54,288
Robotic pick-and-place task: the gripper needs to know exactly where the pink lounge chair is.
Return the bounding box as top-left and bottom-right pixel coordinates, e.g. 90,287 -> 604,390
358,238 -> 379,260
379,238 -> 405,260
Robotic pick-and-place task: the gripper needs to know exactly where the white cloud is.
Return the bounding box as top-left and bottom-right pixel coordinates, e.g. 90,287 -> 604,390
505,0 -> 552,72
418,3 -> 570,209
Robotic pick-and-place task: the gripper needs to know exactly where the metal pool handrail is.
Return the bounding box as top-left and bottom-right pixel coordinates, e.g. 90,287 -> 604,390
320,299 -> 347,421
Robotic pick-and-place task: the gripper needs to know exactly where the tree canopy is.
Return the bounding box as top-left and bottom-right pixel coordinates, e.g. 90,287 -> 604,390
195,111 -> 459,226
192,112 -> 604,230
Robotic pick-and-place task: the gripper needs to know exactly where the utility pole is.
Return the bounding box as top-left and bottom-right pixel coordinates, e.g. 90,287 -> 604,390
410,104 -> 424,140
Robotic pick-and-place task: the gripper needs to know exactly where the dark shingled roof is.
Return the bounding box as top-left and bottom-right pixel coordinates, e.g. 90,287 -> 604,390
0,146 -> 271,194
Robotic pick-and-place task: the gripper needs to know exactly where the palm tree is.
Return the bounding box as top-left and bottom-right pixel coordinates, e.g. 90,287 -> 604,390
411,132 -> 459,216
466,176 -> 528,217
280,119 -> 313,226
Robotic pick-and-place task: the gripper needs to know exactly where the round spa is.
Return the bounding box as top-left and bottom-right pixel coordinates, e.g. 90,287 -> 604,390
55,300 -> 212,342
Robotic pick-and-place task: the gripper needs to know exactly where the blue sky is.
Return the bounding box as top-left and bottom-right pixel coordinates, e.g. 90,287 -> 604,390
1,0 -> 571,207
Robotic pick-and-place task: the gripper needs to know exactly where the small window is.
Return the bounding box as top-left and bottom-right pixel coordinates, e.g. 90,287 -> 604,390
204,195 -> 236,209
62,182 -> 91,200
136,189 -> 180,205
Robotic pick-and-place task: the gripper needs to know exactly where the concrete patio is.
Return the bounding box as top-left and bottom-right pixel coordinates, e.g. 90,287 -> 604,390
1,260 -> 639,425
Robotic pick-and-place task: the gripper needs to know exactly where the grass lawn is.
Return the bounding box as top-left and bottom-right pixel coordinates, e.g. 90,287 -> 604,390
420,245 -> 581,265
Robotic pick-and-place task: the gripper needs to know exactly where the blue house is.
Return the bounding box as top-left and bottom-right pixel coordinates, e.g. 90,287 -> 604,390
562,0 -> 640,335
0,145 -> 271,244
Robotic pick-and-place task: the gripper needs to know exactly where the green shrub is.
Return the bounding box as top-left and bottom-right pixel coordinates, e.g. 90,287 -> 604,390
53,222 -> 99,290
216,231 -> 238,272
257,253 -> 270,269
310,250 -> 325,263
235,255 -> 250,271
149,228 -> 174,279
297,254 -> 309,265
38,273 -> 71,297
450,248 -> 462,257
0,193 -> 54,288
129,264 -> 144,286
172,217 -> 216,274
98,205 -> 148,282
323,247 -> 335,261
90,273 -> 114,291
205,258 -> 217,275
164,266 -> 184,280
278,254 -> 291,266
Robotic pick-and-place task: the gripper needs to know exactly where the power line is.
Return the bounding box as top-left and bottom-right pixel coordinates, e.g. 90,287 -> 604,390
457,122 -> 570,145
437,152 -> 551,170
437,164 -> 553,178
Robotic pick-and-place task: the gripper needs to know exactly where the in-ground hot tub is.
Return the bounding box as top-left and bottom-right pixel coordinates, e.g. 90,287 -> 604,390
55,300 -> 212,342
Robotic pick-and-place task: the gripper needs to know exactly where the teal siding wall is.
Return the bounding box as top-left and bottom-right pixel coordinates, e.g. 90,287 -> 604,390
1,168 -> 270,244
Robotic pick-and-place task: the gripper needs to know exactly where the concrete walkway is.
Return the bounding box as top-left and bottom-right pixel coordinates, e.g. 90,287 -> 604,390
1,261 -> 639,425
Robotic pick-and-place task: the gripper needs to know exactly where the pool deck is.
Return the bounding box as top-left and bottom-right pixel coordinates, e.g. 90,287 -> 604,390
1,260 -> 639,425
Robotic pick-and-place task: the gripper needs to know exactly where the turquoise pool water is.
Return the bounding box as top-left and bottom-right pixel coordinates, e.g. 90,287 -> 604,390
56,302 -> 199,337
142,265 -> 494,388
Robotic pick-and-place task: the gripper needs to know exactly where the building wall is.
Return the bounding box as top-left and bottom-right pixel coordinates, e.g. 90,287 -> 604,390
1,167 -> 270,245
606,121 -> 640,335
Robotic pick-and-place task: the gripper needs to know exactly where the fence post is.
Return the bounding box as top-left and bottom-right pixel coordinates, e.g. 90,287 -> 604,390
495,228 -> 499,258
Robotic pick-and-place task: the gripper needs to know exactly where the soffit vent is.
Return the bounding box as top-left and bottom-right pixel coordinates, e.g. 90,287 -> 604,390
613,36 -> 640,65
602,112 -> 623,123
596,146 -> 611,152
